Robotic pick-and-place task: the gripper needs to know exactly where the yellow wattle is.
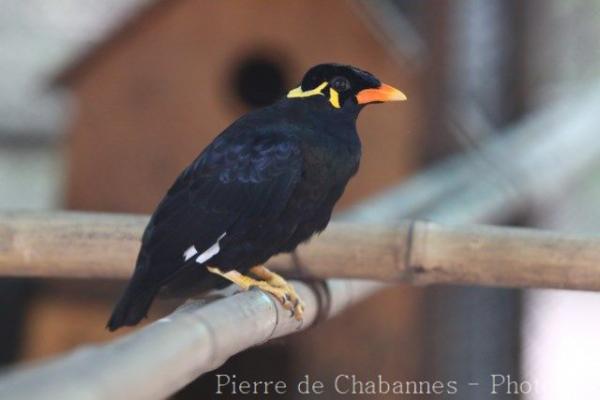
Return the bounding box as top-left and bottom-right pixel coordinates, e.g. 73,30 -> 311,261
329,88 -> 341,108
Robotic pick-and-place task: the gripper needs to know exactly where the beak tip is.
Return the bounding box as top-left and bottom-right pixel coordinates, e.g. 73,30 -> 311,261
396,92 -> 408,101
384,83 -> 407,102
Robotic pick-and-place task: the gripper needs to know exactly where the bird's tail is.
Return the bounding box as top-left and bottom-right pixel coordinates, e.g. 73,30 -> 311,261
107,280 -> 158,331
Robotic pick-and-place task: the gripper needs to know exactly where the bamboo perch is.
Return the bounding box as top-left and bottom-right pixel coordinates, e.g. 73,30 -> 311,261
2,212 -> 600,291
0,279 -> 382,400
282,221 -> 600,290
3,80 -> 600,399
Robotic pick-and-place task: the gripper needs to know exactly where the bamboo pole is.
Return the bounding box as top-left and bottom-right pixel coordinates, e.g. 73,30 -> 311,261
2,81 -> 600,399
0,211 -> 145,279
3,213 -> 600,291
0,279 -> 382,400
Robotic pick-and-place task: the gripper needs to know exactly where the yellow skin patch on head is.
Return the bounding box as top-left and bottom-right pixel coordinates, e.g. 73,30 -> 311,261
287,81 -> 328,98
287,82 -> 341,109
329,88 -> 340,108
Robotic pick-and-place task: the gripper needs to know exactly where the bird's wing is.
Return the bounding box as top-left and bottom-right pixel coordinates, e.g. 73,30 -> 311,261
136,130 -> 303,286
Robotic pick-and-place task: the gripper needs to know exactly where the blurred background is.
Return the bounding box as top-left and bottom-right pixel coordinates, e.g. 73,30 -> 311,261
1,0 -> 600,398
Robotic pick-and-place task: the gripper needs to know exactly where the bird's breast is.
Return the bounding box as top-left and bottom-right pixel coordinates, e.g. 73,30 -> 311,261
291,136 -> 360,214
304,136 -> 360,180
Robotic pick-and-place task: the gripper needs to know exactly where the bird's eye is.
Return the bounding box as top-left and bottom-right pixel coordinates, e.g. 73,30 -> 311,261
331,77 -> 351,91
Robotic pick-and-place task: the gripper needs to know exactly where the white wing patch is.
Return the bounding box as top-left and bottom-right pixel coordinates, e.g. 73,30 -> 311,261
184,233 -> 226,264
183,245 -> 198,261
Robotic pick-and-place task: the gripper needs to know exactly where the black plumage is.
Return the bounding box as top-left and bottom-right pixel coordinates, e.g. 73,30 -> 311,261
108,63 -> 405,330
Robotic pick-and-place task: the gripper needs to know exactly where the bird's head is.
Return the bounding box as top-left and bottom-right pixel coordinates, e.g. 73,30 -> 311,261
287,63 -> 406,112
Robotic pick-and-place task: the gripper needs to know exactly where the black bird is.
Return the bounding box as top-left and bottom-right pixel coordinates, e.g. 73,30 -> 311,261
107,63 -> 406,330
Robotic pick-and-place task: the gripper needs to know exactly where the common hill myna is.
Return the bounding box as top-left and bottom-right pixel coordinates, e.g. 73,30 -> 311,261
108,63 -> 406,331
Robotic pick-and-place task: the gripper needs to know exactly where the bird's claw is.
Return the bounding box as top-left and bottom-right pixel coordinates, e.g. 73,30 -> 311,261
247,265 -> 305,320
291,298 -> 305,321
261,285 -> 304,321
282,292 -> 304,321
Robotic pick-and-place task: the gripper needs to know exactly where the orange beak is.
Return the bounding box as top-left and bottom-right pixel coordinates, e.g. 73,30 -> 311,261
356,83 -> 407,104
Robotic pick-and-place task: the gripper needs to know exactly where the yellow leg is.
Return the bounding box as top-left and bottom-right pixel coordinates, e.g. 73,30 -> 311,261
207,266 -> 304,320
250,265 -> 304,321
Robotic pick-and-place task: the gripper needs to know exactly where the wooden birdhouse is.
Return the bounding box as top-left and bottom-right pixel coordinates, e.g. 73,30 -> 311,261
57,0 -> 424,213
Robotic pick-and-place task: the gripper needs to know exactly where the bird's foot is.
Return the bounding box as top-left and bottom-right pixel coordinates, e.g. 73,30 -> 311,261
250,265 -> 304,321
206,266 -> 304,320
